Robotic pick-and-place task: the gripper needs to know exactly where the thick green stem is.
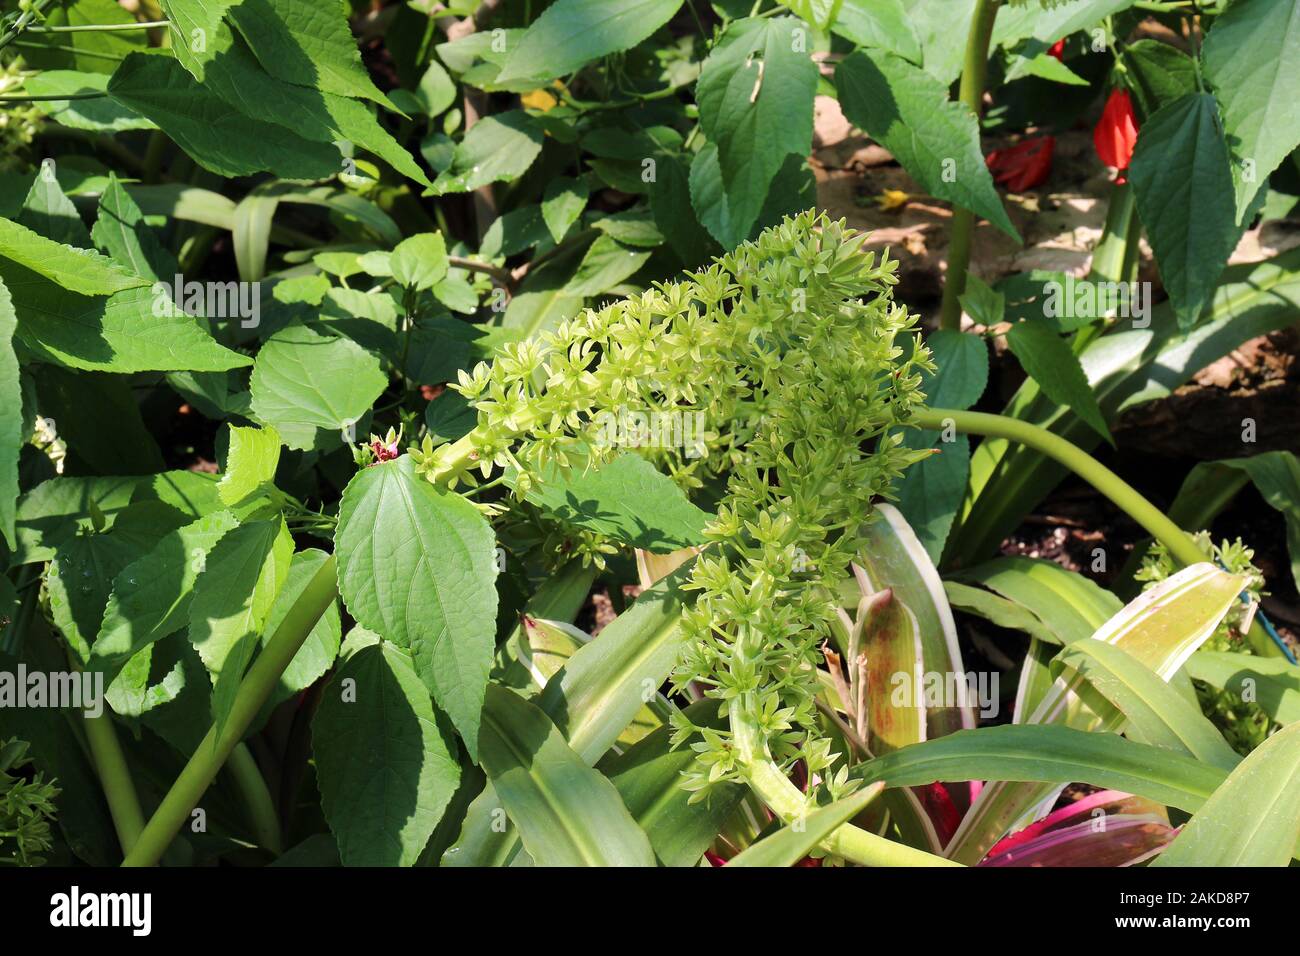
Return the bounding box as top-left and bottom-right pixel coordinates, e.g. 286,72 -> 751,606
729,691 -> 959,866
916,407 -> 1207,566
82,711 -> 146,858
122,556 -> 336,867
938,0 -> 1002,331
226,743 -> 283,855
1088,182 -> 1135,284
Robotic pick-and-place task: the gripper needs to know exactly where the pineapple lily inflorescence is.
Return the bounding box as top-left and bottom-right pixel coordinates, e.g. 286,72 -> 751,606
415,211 -> 932,804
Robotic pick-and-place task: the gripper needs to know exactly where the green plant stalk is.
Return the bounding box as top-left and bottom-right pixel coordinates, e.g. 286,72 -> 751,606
917,407 -> 1206,566
1088,182 -> 1135,284
122,556 -> 337,867
226,743 -> 282,855
24,19 -> 169,32
82,711 -> 146,858
938,0 -> 1003,331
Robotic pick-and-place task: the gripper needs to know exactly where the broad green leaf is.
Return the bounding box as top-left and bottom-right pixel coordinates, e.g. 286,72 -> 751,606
833,0 -> 922,64
188,518 -> 293,733
414,60 -> 456,116
313,641 -> 461,866
689,146 -> 814,249
226,0 -> 395,109
91,175 -> 172,282
424,391 -> 477,444
218,425 -> 282,508
855,503 -> 974,738
648,151 -> 713,266
1122,40 -> 1197,119
45,502 -> 180,663
1004,321 -> 1112,445
132,470 -> 226,522
1185,651 -> 1300,726
496,0 -> 684,86
157,1 -> 428,186
1128,93 -> 1240,329
525,453 -> 709,552
249,322 -> 386,450
1202,0 -> 1300,219
1153,720 -> 1300,867
12,476 -> 141,564
108,53 -> 342,181
21,168 -> 90,246
16,0 -> 147,74
88,509 -> 242,684
1053,640 -> 1241,770
894,330 -> 988,559
0,277 -> 17,548
19,70 -> 155,132
541,177 -> 589,243
564,235 -> 652,297
836,48 -> 1018,240
0,214 -> 146,296
958,274 -> 1004,328
390,233 -> 449,291
600,698 -> 745,867
477,684 -> 655,866
0,262 -> 250,374
430,111 -> 543,195
30,365 -> 164,475
335,456 -> 499,756
727,784 -> 884,867
850,724 -> 1225,814
591,207 -> 664,248
1168,452 -> 1300,592
696,16 -> 818,241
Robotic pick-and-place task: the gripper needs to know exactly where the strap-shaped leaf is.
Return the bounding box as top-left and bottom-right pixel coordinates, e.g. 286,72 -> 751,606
851,724 -> 1225,814
1185,651 -> 1300,726
601,699 -> 745,867
477,684 -> 654,867
1053,640 -> 1240,771
1153,721 -> 1300,867
727,784 -> 884,867
335,456 -> 499,757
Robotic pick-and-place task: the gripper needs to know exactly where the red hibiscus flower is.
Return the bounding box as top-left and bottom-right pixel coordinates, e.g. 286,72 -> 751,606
986,135 -> 1055,191
1094,88 -> 1139,184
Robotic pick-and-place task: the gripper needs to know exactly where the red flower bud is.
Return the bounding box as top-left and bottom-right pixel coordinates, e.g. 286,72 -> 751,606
986,135 -> 1055,192
1093,88 -> 1139,183
1047,38 -> 1065,61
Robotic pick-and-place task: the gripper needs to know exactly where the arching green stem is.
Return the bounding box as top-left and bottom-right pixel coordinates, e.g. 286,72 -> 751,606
917,406 -> 1279,655
122,556 -> 336,867
226,743 -> 283,855
915,407 -> 1206,566
82,710 -> 145,857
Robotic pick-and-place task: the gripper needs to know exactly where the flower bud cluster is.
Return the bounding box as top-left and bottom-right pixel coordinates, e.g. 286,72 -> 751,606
430,211 -> 932,792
